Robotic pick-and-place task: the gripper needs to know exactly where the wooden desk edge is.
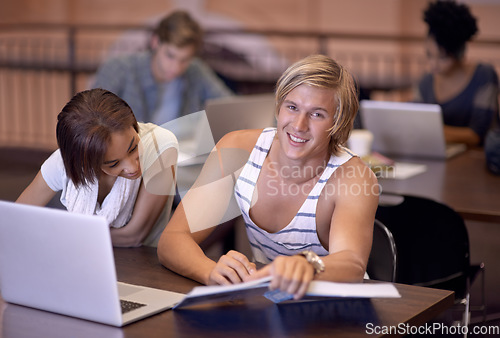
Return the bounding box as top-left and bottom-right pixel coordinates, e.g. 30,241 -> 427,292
116,246 -> 456,330
393,283 -> 455,327
458,209 -> 500,223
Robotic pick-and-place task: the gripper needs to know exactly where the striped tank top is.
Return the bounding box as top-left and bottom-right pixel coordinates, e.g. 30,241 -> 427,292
234,128 -> 355,264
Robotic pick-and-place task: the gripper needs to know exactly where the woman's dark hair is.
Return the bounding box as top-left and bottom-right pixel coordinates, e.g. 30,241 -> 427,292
424,0 -> 478,59
56,88 -> 138,187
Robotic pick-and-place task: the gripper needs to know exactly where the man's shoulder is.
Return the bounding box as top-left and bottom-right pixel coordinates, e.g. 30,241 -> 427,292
94,50 -> 153,92
185,58 -> 218,77
333,155 -> 377,182
188,57 -> 209,69
217,129 -> 263,153
182,58 -> 232,97
100,50 -> 151,69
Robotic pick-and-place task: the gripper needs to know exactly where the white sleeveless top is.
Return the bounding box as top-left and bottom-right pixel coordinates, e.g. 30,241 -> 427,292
234,128 -> 355,264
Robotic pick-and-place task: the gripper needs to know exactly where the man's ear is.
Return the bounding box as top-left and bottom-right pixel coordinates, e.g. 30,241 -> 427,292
150,34 -> 160,50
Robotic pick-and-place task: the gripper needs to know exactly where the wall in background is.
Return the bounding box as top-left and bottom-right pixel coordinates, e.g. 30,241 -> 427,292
1,0 -> 499,37
0,0 -> 499,149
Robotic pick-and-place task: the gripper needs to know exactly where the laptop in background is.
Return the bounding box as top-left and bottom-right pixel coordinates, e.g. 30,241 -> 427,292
205,93 -> 276,143
360,100 -> 466,159
0,200 -> 185,327
176,93 -> 276,166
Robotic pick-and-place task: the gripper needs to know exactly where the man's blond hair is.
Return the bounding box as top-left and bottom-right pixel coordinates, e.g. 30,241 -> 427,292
275,54 -> 359,154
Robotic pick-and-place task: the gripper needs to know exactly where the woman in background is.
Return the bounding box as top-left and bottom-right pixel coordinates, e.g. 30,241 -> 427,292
415,0 -> 499,147
17,88 -> 178,246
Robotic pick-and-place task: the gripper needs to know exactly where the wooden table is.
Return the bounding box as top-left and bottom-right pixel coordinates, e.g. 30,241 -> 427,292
379,149 -> 500,223
0,246 -> 454,338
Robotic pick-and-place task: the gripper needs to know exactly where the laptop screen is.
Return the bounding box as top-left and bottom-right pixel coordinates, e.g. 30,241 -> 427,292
360,100 -> 449,159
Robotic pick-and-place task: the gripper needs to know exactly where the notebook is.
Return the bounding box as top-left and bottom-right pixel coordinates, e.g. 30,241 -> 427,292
0,200 -> 185,327
360,100 -> 466,159
175,94 -> 276,166
173,276 -> 400,309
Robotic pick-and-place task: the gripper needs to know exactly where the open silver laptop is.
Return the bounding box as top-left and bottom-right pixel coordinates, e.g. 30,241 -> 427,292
0,200 -> 185,327
360,100 -> 466,159
205,93 -> 276,143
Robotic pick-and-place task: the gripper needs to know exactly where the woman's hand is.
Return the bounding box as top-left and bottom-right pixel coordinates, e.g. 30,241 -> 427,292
246,255 -> 315,300
208,250 -> 257,285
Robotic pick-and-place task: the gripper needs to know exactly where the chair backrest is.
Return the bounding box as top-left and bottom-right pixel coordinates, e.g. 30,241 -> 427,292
367,219 -> 397,282
375,193 -> 470,298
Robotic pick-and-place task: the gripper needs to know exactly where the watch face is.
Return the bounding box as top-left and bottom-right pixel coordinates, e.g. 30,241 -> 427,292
313,256 -> 325,272
300,250 -> 324,273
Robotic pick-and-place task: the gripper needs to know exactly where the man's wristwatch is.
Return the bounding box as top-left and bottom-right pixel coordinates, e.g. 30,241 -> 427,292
298,250 -> 325,275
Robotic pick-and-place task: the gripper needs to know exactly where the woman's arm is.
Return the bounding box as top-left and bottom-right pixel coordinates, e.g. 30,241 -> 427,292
16,171 -> 57,206
111,145 -> 178,247
444,125 -> 480,146
109,182 -> 170,247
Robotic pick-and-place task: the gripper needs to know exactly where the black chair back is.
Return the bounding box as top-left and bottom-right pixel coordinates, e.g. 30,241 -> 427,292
376,194 -> 470,298
366,219 -> 397,282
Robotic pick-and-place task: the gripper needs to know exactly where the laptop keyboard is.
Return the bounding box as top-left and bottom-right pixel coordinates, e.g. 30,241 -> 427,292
120,299 -> 146,314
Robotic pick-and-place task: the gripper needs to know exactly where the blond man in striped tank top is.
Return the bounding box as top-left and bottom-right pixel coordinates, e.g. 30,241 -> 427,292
158,55 -> 379,300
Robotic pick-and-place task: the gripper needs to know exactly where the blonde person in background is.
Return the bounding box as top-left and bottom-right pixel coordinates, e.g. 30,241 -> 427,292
414,0 -> 499,147
17,88 -> 178,247
158,55 -> 378,300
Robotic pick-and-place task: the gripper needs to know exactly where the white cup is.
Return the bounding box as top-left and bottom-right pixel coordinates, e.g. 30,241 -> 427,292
347,129 -> 374,157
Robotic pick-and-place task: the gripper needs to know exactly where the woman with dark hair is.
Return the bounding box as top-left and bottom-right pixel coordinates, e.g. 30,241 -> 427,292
415,0 -> 499,147
17,88 -> 178,246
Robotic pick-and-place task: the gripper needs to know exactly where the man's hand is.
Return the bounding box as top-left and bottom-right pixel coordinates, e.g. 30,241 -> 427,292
245,255 -> 315,299
208,250 -> 257,285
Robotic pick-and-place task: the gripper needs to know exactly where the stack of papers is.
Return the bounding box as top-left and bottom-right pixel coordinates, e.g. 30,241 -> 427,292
174,277 -> 401,309
378,162 -> 427,180
362,152 -> 427,180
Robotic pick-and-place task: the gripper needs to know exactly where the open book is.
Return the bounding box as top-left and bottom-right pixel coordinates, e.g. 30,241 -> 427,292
174,276 -> 401,309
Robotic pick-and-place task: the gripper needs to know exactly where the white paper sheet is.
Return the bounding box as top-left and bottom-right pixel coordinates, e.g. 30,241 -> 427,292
174,277 -> 401,309
306,281 -> 401,298
378,162 -> 427,180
